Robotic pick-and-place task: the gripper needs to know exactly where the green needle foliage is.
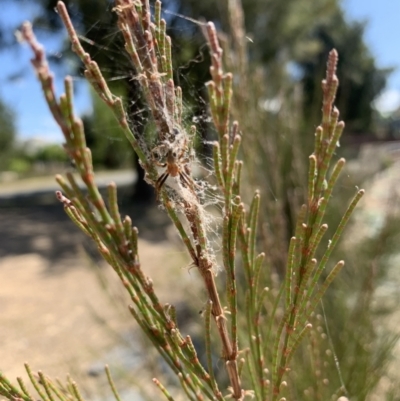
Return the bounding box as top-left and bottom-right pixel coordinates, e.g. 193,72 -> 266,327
1,1 -> 369,400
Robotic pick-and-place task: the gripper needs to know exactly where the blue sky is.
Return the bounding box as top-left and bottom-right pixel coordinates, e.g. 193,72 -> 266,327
345,0 -> 400,114
1,0 -> 400,143
0,0 -> 92,143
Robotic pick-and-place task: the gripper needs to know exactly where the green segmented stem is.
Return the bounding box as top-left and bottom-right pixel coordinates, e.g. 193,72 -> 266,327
328,107 -> 339,138
64,173 -> 114,253
314,189 -> 364,284
245,291 -> 261,401
229,198 -> 242,254
38,372 -> 57,401
212,142 -> 224,188
159,19 -> 167,62
307,223 -> 328,264
204,301 -> 218,394
167,304 -> 178,327
62,202 -> 92,238
25,364 -> 49,401
51,379 -> 72,401
120,22 -> 143,73
225,135 -> 241,208
221,134 -> 229,181
165,200 -> 197,262
175,86 -> 182,125
223,215 -> 231,295
107,182 -> 126,241
248,190 -> 260,267
318,158 -> 346,219
131,226 -> 139,259
16,377 -> 34,401
238,218 -> 251,286
294,258 -> 317,327
308,155 -> 317,203
70,381 -> 85,401
253,252 -> 266,305
221,73 -> 233,135
123,215 -> 132,244
128,306 -> 181,375
0,373 -> 29,401
154,1 -> 161,43
298,191 -> 363,322
177,374 -> 197,401
166,79 -> 175,123
165,36 -> 173,81
285,323 -> 312,365
285,237 -> 296,308
153,378 -> 176,401
294,204 -> 307,238
105,366 -> 122,401
310,197 -> 327,235
263,285 -> 285,355
234,160 -> 243,195
112,97 -> 149,167
314,121 -> 344,198
256,287 -> 270,325
167,332 -> 213,394
271,307 -> 291,392
314,126 -> 323,159
302,261 -> 345,328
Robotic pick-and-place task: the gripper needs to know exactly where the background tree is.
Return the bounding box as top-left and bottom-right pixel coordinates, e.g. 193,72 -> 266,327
82,87 -> 131,170
2,0 -> 388,199
25,0 -> 154,199
299,9 -> 390,133
0,99 -> 16,171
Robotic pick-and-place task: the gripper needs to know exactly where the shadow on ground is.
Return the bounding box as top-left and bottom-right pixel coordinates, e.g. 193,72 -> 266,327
0,185 -> 171,272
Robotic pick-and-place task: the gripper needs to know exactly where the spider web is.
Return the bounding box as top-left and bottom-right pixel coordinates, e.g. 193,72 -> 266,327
59,7 -> 227,272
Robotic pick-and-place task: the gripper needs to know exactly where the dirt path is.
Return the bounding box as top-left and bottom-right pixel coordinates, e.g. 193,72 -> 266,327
0,199 -> 196,392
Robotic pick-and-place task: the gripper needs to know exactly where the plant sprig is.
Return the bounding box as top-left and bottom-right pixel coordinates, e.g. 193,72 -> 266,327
4,3 -> 364,401
268,50 -> 364,400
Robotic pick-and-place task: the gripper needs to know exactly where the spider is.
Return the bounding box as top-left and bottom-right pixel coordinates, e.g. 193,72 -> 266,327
152,140 -> 195,198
